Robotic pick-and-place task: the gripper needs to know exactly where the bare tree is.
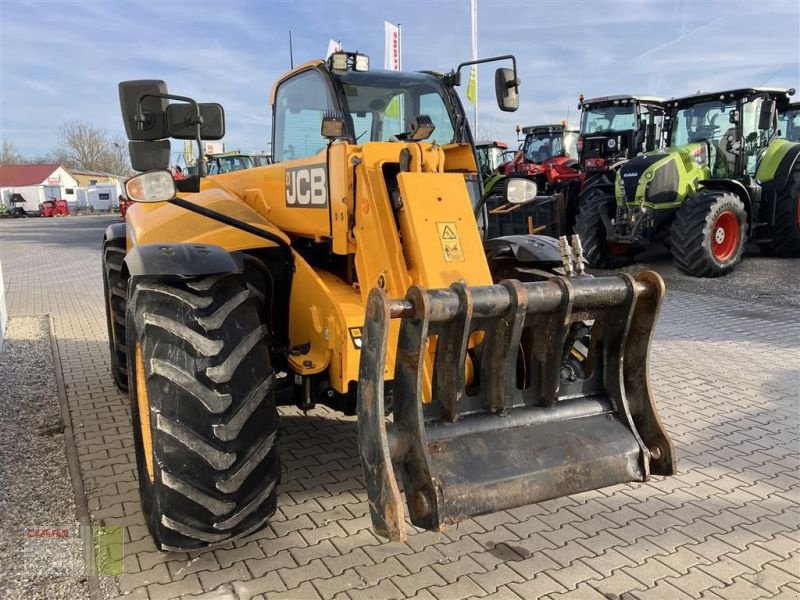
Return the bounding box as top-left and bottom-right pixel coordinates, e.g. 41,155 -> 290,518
55,120 -> 132,176
0,140 -> 25,164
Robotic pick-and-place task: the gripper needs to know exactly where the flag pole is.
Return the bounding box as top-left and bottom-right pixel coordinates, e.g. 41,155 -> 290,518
471,0 -> 478,133
398,23 -> 402,71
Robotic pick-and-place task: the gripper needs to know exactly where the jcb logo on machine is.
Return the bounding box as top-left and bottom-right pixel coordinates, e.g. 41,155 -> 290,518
285,164 -> 328,208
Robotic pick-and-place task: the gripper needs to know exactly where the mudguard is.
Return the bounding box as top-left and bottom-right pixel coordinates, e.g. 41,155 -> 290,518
757,140 -> 800,191
104,223 -> 127,243
484,234 -> 563,265
124,243 -> 242,277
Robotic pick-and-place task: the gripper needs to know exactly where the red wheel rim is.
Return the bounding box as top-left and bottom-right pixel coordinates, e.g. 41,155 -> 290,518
608,242 -> 630,256
711,210 -> 739,261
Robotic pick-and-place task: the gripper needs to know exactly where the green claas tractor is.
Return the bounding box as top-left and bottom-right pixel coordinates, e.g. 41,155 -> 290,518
779,102 -> 800,141
575,87 -> 800,275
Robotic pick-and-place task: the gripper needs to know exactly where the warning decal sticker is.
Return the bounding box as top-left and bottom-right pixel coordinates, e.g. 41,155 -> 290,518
436,222 -> 465,262
348,327 -> 363,350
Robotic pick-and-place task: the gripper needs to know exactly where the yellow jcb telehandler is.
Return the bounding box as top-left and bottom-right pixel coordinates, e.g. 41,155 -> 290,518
103,51 -> 675,551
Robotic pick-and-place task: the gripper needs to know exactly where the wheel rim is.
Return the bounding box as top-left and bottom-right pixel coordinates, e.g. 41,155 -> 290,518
711,210 -> 740,261
135,343 -> 155,482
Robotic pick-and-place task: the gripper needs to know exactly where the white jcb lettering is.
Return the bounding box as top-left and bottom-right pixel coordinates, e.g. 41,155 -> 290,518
286,166 -> 327,207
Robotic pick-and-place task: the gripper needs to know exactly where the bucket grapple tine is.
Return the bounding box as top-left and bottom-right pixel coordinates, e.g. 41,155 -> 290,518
432,282 -> 473,423
625,271 -> 676,475
479,279 -> 528,415
391,286 -> 444,532
527,277 -> 574,407
357,288 -> 406,541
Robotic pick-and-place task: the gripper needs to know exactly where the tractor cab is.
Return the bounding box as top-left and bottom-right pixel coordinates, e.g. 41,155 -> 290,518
475,140 -> 508,179
206,151 -> 256,175
506,123 -> 579,177
577,95 -> 666,175
665,87 -> 795,180
779,102 -> 800,141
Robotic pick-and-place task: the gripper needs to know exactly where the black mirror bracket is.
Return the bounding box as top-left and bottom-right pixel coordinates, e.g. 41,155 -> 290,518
137,92 -> 207,177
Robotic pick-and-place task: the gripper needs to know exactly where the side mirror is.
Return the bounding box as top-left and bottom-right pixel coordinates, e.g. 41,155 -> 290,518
128,140 -> 171,172
119,80 -> 169,141
759,100 -> 776,130
505,178 -> 537,204
125,170 -> 176,203
166,103 -> 225,140
495,68 -> 519,112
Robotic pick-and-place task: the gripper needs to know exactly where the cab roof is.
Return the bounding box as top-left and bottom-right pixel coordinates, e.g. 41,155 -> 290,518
667,87 -> 796,108
581,94 -> 666,107
521,124 -> 578,134
476,140 -> 509,149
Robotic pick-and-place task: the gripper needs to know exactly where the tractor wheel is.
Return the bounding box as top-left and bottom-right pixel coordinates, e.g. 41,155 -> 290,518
574,187 -> 633,268
762,164 -> 800,257
670,190 -> 747,277
126,273 -> 280,551
103,241 -> 128,390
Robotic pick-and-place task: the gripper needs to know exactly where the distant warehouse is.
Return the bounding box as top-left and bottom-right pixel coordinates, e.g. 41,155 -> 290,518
0,164 -> 122,212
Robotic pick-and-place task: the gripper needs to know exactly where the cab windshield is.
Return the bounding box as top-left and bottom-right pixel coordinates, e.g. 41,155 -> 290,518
779,108 -> 800,140
581,104 -> 636,134
670,100 -> 737,147
335,70 -> 458,145
523,132 -> 577,162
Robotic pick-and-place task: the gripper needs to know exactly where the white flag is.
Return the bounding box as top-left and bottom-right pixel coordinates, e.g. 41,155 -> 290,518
326,39 -> 342,58
384,22 -> 400,71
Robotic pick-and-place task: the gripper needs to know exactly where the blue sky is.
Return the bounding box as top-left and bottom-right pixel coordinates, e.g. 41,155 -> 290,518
1,0 -> 798,157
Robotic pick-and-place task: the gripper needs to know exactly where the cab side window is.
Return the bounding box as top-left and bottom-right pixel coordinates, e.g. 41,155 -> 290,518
274,70 -> 335,162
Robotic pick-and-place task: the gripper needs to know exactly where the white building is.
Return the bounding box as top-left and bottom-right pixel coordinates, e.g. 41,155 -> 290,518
0,164 -> 80,212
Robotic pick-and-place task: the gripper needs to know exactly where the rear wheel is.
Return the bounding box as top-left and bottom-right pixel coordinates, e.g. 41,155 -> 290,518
761,164 -> 800,257
127,273 -> 280,551
574,187 -> 633,268
670,190 -> 747,277
103,240 -> 128,390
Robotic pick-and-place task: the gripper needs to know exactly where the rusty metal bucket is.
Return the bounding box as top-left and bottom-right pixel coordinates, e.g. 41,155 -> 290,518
357,271 -> 675,541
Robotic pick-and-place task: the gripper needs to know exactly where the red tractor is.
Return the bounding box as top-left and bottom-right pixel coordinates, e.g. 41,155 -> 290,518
40,197 -> 70,217
487,123 -> 581,237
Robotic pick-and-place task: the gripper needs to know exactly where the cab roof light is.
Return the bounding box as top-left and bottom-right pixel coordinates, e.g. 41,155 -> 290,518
328,51 -> 370,73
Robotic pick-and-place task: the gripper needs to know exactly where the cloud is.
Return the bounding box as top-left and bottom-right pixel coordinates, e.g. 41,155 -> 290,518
0,0 -> 798,156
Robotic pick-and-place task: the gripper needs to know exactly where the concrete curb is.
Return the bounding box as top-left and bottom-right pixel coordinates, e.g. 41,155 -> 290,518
47,315 -> 103,600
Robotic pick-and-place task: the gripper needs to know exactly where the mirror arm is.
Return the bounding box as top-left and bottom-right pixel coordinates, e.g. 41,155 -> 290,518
167,197 -> 293,264
448,54 -> 518,88
137,92 -> 207,177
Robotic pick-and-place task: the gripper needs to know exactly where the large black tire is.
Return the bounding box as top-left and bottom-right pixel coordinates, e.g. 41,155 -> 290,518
574,187 -> 633,269
670,190 -> 747,277
103,241 -> 128,390
126,273 -> 280,551
763,164 -> 800,257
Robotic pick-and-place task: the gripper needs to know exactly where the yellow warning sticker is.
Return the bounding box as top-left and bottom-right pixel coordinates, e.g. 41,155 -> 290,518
437,222 -> 464,262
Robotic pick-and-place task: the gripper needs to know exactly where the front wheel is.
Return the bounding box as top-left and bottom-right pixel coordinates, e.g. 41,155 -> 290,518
670,190 -> 747,277
103,240 -> 128,390
574,188 -> 633,269
127,272 -> 280,551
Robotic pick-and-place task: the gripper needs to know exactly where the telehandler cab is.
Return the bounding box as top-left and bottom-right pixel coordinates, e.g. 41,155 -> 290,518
104,51 -> 675,551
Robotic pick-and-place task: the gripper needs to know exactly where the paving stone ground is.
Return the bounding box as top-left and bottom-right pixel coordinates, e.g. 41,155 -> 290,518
1,215 -> 798,600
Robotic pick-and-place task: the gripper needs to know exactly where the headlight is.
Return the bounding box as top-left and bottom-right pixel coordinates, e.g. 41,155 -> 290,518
505,178 -> 538,204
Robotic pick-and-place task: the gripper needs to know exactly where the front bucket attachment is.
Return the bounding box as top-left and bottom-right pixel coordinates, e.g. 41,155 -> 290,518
357,272 -> 675,541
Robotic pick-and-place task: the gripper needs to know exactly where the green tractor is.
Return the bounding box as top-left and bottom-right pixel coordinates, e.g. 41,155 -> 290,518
575,87 -> 799,276
779,102 -> 800,141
